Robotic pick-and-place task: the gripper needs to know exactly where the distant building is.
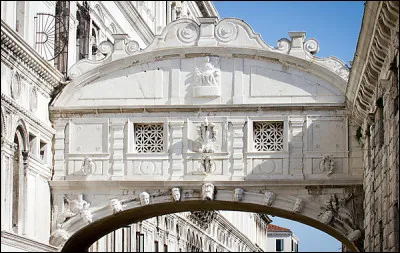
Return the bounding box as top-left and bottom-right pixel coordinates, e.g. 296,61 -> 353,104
266,224 -> 299,252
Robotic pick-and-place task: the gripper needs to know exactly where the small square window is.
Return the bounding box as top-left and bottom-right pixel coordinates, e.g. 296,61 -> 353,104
253,121 -> 284,151
134,123 -> 164,153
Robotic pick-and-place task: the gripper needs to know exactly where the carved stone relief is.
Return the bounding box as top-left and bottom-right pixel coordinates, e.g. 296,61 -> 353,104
318,194 -> 363,242
233,188 -> 244,202
319,155 -> 335,175
81,156 -> 95,175
292,198 -> 304,213
193,57 -> 221,97
10,70 -> 22,99
197,117 -> 217,153
264,191 -> 276,206
110,199 -> 123,214
171,187 -> 181,201
29,86 -> 38,112
201,183 -> 215,201
139,192 -> 150,205
57,194 -> 92,226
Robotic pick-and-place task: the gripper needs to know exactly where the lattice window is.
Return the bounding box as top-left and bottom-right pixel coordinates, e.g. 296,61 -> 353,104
134,123 -> 164,153
253,121 -> 283,151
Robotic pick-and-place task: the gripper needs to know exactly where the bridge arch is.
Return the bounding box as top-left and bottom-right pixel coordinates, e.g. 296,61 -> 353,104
49,17 -> 363,252
51,184 -> 363,252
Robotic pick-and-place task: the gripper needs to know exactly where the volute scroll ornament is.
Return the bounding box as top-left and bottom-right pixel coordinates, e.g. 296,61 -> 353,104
275,38 -> 291,54
304,38 -> 320,55
215,21 -> 238,43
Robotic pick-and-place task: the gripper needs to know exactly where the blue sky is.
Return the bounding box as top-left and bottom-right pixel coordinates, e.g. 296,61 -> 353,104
213,1 -> 365,252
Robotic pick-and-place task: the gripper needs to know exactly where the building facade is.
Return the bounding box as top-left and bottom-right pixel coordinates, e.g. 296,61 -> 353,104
3,1 -> 398,252
266,224 -> 298,252
346,1 -> 399,252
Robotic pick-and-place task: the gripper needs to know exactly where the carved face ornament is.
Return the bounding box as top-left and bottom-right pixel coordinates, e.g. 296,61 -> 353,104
264,191 -> 275,206
233,188 -> 244,202
110,199 -> 123,213
139,192 -> 150,205
202,183 -> 215,201
171,188 -> 181,201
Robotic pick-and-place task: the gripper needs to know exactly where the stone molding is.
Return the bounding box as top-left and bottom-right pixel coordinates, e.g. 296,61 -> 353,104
114,1 -> 155,46
1,230 -> 58,252
1,94 -> 55,139
0,20 -> 63,90
64,17 -> 349,86
346,1 -> 399,125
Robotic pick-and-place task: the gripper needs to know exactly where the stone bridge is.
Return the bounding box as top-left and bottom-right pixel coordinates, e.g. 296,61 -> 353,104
49,17 -> 364,251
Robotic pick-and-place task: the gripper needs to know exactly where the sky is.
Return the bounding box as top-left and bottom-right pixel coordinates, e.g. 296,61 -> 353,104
212,1 -> 365,252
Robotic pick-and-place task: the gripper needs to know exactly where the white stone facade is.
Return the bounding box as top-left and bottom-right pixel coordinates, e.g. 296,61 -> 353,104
1,1 -> 375,252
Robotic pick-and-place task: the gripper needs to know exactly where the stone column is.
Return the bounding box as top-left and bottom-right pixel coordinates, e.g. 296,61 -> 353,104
53,121 -> 68,179
230,120 -> 245,179
21,150 -> 29,235
110,119 -> 126,179
169,121 -> 185,179
289,117 -> 305,177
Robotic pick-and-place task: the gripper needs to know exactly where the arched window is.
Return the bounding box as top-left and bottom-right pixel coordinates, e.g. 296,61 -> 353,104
11,122 -> 28,234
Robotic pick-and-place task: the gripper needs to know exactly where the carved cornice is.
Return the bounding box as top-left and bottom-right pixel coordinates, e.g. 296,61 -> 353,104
1,93 -> 56,137
195,1 -> 220,19
0,20 -> 63,89
113,1 -> 155,45
346,1 -> 399,125
1,230 -> 58,252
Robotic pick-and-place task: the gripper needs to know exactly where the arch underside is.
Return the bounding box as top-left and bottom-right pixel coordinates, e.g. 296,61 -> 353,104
55,183 -> 363,252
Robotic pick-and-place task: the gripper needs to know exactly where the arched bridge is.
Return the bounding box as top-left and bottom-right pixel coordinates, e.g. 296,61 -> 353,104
49,17 -> 364,251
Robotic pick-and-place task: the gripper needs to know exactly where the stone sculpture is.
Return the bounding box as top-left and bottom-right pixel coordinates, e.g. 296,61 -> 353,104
171,187 -> 181,201
139,192 -> 150,205
201,183 -> 215,201
264,191 -> 275,206
233,188 -> 245,202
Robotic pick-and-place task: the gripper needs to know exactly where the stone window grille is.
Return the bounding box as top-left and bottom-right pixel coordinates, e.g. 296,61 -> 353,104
134,123 -> 164,153
253,121 -> 284,151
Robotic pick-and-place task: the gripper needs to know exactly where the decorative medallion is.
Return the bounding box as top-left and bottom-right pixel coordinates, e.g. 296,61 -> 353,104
215,22 -> 238,43
176,23 -> 199,44
139,161 -> 156,175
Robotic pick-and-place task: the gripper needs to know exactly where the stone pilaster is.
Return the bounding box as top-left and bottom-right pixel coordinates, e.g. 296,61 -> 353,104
169,121 -> 185,179
289,117 -> 305,176
53,121 -> 68,179
230,120 -> 245,179
110,119 -> 126,178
